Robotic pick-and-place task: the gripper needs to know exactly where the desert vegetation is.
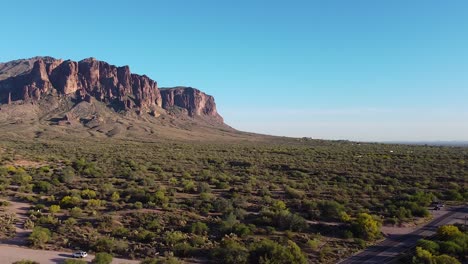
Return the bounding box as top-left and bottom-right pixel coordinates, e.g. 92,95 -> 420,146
400,224 -> 468,264
0,138 -> 466,263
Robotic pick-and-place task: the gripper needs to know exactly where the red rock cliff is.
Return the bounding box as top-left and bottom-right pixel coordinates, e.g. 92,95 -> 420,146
0,57 -> 223,123
0,57 -> 162,111
160,87 -> 223,122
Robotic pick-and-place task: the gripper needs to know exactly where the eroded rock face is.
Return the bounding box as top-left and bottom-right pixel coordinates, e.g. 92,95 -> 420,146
160,87 -> 223,122
0,57 -> 162,111
0,57 -> 223,123
0,60 -> 53,102
50,60 -> 80,95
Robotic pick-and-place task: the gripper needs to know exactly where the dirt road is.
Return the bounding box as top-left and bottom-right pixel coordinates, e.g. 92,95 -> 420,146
0,199 -> 140,263
0,245 -> 140,263
1,199 -> 31,246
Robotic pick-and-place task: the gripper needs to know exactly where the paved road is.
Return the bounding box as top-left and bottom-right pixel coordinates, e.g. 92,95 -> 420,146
0,244 -> 140,264
339,206 -> 468,264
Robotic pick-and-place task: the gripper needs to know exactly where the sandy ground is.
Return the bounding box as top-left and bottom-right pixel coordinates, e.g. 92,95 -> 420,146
1,199 -> 31,246
0,199 -> 140,264
0,245 -> 140,264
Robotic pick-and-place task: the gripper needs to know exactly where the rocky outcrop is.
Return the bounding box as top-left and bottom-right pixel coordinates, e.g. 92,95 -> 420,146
0,57 -> 223,123
0,57 -> 162,111
0,60 -> 54,102
160,87 -> 223,122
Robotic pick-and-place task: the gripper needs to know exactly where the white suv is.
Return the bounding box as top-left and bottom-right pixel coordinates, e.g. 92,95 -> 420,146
72,251 -> 88,258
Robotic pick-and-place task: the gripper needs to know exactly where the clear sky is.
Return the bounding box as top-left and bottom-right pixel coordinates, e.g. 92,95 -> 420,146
1,0 -> 467,141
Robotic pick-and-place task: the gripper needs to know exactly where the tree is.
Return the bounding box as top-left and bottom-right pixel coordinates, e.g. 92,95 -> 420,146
28,226 -> 51,248
413,247 -> 433,264
417,239 -> 439,254
437,225 -> 462,239
438,241 -> 462,255
353,213 -> 382,241
92,252 -> 113,264
433,254 -> 461,264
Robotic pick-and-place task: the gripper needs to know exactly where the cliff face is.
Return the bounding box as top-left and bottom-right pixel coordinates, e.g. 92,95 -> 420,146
0,57 -> 162,111
160,87 -> 223,122
0,57 -> 222,123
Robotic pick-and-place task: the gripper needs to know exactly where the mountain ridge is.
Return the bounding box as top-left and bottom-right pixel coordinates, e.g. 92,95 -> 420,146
0,56 -> 248,141
0,56 -> 222,123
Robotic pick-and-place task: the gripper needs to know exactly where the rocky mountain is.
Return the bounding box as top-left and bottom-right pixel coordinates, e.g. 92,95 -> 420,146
0,56 -> 222,122
160,87 -> 223,122
0,56 -> 243,141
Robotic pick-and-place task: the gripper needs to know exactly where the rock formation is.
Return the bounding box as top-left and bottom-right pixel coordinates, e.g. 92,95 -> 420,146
160,87 -> 223,122
0,57 -> 223,123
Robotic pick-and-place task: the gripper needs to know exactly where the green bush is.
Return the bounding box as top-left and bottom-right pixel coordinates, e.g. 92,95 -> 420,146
190,222 -> 208,235
28,226 -> 51,248
248,239 -> 307,264
12,261 -> 39,264
64,259 -> 87,264
417,239 -> 439,254
92,252 -> 113,264
212,237 -> 249,264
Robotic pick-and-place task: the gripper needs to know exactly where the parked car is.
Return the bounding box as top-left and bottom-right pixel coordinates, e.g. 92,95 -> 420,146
430,201 -> 445,209
72,251 -> 88,258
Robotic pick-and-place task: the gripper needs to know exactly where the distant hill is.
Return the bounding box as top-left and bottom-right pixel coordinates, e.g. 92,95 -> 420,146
384,141 -> 468,147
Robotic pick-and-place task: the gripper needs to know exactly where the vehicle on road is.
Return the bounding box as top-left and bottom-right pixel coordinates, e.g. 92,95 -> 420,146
72,251 -> 88,258
430,201 -> 444,210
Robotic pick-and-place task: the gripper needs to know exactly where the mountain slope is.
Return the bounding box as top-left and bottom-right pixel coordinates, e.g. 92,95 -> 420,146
0,57 -> 259,141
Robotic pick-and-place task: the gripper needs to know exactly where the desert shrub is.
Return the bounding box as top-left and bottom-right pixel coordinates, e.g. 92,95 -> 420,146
64,259 -> 87,264
190,222 -> 208,235
12,261 -> 39,264
60,196 -> 81,208
433,254 -> 461,264
69,207 -> 83,217
248,239 -> 307,264
212,237 -> 249,264
0,213 -> 16,239
92,252 -> 113,264
93,237 -> 116,253
140,257 -> 182,264
352,213 -> 382,241
317,200 -> 346,220
34,181 -> 52,193
28,226 -> 51,248
438,241 -> 462,255
437,225 -> 462,239
417,239 -> 439,254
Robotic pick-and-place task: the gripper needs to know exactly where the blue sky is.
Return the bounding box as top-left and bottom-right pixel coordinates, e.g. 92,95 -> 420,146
2,0 -> 467,141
